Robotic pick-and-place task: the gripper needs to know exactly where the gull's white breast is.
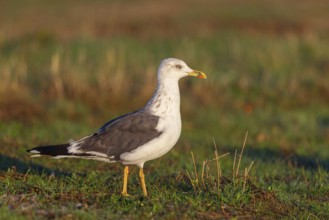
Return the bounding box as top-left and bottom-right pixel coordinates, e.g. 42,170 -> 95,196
120,79 -> 182,168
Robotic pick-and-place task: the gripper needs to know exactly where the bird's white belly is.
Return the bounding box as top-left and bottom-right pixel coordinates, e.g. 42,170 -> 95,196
120,116 -> 181,168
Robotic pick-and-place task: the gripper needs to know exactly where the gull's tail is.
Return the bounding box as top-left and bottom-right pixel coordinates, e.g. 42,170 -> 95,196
27,144 -> 70,157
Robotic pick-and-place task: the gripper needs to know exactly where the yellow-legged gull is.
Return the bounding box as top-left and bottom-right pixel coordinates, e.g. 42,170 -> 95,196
27,58 -> 207,196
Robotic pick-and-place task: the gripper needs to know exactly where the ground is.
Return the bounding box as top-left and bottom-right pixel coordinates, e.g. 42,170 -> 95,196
0,0 -> 329,219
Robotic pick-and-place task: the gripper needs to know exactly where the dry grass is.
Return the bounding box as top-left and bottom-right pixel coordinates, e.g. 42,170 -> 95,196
186,132 -> 254,195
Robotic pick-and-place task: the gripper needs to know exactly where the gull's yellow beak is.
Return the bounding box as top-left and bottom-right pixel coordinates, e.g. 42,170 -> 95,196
188,70 -> 207,79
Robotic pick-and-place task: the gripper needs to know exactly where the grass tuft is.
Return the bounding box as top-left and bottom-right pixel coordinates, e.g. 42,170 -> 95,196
186,132 -> 255,206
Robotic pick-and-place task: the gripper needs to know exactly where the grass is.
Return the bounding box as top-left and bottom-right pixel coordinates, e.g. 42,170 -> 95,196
1,32 -> 329,219
1,0 -> 329,219
185,133 -> 253,194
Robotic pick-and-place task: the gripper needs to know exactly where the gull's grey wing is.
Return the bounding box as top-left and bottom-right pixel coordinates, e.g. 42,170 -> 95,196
74,110 -> 162,160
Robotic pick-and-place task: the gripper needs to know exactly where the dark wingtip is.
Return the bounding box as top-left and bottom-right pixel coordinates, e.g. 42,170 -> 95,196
27,144 -> 70,156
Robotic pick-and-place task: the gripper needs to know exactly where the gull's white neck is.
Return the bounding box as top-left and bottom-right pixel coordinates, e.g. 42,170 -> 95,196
146,78 -> 181,117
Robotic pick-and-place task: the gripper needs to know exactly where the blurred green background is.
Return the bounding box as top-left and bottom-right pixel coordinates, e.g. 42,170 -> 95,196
0,0 -> 329,218
1,0 -> 328,155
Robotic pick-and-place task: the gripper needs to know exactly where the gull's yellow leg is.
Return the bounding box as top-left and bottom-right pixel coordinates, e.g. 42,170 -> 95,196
121,166 -> 129,196
139,168 -> 148,196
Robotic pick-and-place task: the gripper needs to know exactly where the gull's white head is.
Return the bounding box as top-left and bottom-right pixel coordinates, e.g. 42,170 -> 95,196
157,58 -> 207,82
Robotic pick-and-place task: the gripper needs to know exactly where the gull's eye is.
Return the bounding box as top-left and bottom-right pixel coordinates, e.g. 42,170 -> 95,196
175,64 -> 182,70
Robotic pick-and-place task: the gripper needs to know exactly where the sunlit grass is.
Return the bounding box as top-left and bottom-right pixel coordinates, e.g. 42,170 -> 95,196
1,30 -> 329,218
1,33 -> 328,112
186,133 -> 254,200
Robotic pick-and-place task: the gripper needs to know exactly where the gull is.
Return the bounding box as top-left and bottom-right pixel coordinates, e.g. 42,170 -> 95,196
27,58 -> 207,196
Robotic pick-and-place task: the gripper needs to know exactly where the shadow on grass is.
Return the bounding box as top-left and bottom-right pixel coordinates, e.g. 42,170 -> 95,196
0,154 -> 72,177
242,146 -> 329,171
